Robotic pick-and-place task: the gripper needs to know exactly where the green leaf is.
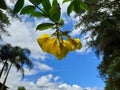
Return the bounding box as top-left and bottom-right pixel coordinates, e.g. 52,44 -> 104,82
73,0 -> 80,13
0,0 -> 7,10
49,0 -> 61,22
41,0 -> 51,14
62,0 -> 72,4
13,0 -> 24,14
29,0 -> 42,5
36,23 -> 54,30
20,5 -> 36,14
30,11 -> 46,18
80,1 -> 88,11
67,1 -> 74,16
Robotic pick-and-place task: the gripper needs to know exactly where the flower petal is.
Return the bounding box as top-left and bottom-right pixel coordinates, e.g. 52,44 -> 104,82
37,34 -> 82,60
66,35 -> 82,50
37,34 -> 50,51
55,43 -> 69,60
62,40 -> 76,51
47,38 -> 57,54
74,38 -> 82,49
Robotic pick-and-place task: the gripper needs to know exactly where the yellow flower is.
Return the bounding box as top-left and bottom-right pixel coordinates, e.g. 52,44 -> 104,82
37,34 -> 82,60
63,36 -> 82,51
74,38 -> 82,49
37,34 -> 50,52
45,38 -> 57,54
62,40 -> 76,51
55,43 -> 69,60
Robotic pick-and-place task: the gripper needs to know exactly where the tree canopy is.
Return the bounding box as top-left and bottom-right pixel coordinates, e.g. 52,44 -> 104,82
75,0 -> 120,89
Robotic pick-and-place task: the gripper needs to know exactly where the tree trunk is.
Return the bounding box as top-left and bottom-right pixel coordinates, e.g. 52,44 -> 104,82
0,59 -> 8,78
0,62 -> 13,90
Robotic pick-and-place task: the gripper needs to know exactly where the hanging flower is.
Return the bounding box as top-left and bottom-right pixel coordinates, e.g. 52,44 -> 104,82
37,34 -> 82,60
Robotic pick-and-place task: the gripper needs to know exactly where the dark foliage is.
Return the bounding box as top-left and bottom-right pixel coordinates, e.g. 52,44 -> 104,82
0,0 -> 19,39
0,44 -> 33,77
75,0 -> 120,89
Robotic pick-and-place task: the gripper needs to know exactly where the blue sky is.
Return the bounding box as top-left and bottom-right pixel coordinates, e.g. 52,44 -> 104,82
26,50 -> 104,87
0,0 -> 105,90
45,51 -> 103,86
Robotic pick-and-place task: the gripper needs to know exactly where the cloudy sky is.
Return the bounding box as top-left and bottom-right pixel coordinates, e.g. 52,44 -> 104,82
0,0 -> 104,90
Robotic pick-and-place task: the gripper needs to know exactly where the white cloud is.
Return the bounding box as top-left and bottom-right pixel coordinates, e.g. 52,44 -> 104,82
6,0 -> 32,7
76,36 -> 92,54
23,67 -> 38,75
38,63 -> 53,71
84,87 -> 104,90
34,61 -> 53,72
23,56 -> 53,73
36,74 -> 56,88
54,76 -> 60,82
6,0 -> 15,7
58,83 -> 83,90
58,0 -> 70,14
0,62 -> 101,90
24,0 -> 32,5
0,63 -> 103,90
0,70 -> 103,90
70,26 -> 84,37
2,18 -> 55,60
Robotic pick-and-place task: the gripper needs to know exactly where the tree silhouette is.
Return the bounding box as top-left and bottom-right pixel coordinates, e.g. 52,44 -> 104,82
0,44 -> 33,90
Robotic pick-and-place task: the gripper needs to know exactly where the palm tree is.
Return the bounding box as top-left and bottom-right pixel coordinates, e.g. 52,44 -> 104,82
0,44 -> 33,90
0,44 -> 11,78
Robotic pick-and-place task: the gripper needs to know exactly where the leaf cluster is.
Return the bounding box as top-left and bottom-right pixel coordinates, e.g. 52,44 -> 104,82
12,0 -> 88,32
13,0 -> 62,31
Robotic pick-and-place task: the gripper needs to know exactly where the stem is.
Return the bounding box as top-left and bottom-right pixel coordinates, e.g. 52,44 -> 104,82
55,24 -> 61,43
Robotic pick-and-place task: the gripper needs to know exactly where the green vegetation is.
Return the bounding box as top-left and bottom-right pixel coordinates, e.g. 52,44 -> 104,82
18,86 -> 26,90
75,0 -> 120,89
